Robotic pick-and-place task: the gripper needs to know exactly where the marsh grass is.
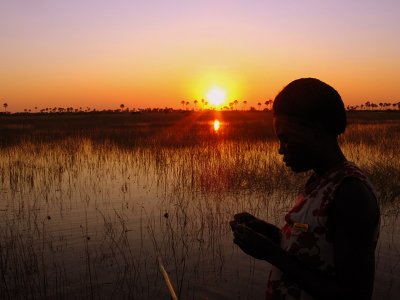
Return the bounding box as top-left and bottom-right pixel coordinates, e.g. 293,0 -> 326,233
0,112 -> 399,299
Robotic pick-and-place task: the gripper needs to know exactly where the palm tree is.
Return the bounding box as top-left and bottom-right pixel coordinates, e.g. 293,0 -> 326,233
194,100 -> 198,110
3,103 -> 8,112
181,100 -> 185,109
257,102 -> 262,110
120,104 -> 125,111
243,100 -> 247,111
264,99 -> 273,110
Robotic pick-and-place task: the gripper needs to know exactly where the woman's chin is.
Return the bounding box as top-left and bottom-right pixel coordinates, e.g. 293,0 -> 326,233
286,162 -> 311,173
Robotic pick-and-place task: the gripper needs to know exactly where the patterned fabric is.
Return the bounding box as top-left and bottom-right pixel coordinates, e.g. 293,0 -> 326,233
266,161 -> 378,300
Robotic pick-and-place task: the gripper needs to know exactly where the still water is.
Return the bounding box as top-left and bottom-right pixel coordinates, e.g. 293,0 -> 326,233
0,134 -> 399,299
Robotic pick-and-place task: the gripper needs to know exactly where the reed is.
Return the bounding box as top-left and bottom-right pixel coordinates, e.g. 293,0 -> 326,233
0,112 -> 399,299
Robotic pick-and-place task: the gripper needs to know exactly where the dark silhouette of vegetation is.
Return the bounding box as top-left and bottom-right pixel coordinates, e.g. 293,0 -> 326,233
3,98 -> 400,116
264,99 -> 273,110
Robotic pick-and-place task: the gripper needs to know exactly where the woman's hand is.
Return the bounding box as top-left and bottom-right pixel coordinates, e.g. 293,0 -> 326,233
231,223 -> 281,262
229,212 -> 257,231
230,212 -> 282,245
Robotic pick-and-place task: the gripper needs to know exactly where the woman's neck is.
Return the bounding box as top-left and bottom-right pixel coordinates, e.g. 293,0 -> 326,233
313,142 -> 347,176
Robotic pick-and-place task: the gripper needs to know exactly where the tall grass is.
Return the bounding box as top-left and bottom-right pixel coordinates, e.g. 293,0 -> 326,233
0,113 -> 399,299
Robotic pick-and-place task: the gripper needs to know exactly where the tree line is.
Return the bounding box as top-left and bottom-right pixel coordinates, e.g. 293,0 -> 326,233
2,100 -> 400,115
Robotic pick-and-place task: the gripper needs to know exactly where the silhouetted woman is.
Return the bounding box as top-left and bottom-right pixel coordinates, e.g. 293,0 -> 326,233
230,78 -> 380,300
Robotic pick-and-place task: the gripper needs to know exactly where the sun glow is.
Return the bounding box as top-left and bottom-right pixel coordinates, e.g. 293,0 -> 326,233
188,71 -> 243,110
213,119 -> 221,132
206,86 -> 227,108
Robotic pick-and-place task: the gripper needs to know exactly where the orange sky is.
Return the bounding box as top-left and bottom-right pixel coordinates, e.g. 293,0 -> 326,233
1,1 -> 400,112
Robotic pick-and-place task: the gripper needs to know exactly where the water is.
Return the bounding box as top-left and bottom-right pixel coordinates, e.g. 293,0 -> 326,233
0,132 -> 399,299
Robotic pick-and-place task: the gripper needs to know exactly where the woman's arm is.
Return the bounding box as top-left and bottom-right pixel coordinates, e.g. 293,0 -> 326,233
330,178 -> 379,299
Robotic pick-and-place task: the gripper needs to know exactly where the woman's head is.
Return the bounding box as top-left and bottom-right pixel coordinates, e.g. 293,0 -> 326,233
273,78 -> 347,173
273,78 -> 346,136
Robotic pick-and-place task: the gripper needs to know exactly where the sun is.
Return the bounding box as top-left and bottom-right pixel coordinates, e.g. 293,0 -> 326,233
206,86 -> 227,108
188,71 -> 243,109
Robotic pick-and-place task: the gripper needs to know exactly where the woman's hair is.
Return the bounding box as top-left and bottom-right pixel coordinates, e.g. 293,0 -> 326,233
273,78 -> 347,135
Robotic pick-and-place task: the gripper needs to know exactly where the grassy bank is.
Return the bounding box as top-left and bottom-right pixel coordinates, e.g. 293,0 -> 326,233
1,110 -> 400,148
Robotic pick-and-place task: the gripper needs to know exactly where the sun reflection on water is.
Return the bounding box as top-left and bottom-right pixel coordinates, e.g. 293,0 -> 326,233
213,119 -> 221,132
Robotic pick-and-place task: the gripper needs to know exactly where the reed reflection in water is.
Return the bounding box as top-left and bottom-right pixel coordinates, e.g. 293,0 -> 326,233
0,120 -> 399,299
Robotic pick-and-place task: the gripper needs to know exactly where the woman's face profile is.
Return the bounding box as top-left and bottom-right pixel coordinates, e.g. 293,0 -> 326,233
273,115 -> 318,173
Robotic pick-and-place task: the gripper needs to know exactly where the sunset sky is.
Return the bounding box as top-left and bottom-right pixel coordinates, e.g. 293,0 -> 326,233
1,0 -> 399,112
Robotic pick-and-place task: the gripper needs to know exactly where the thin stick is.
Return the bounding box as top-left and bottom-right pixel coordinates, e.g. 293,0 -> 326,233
158,256 -> 178,300
145,210 -> 179,300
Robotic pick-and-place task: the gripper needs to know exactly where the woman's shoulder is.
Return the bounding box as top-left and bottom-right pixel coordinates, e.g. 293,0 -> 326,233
334,177 -> 380,227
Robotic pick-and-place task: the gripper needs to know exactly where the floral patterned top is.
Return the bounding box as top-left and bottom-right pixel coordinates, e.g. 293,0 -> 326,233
266,161 -> 379,299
